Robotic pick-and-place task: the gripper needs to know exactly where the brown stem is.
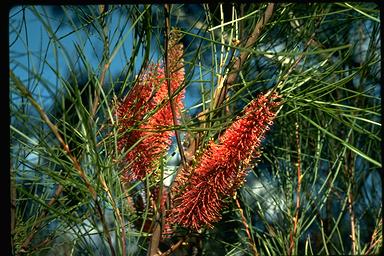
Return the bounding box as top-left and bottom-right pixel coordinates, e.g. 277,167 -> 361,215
148,210 -> 163,256
214,3 -> 275,109
147,5 -> 175,255
289,121 -> 302,256
348,191 -> 356,255
345,152 -> 356,255
95,202 -> 116,256
235,197 -> 258,256
91,63 -> 110,116
159,238 -> 186,256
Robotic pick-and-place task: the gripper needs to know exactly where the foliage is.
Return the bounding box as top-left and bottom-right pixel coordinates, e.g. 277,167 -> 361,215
10,3 -> 381,255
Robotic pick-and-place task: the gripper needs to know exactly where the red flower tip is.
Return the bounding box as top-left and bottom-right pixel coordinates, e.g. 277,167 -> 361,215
168,92 -> 282,230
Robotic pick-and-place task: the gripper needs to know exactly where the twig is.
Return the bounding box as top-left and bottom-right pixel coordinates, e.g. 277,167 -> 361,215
91,5 -> 110,117
100,175 -> 126,256
148,210 -> 163,256
235,196 -> 258,256
11,74 -> 98,200
147,5 -> 177,255
345,152 -> 357,255
146,182 -> 166,256
187,3 -> 276,157
16,183 -> 65,254
348,191 -> 357,255
288,121 -> 302,256
95,202 -> 116,256
11,71 -> 116,256
274,10 -> 326,94
214,3 -> 275,109
163,4 -> 187,170
159,237 -> 186,256
364,218 -> 382,255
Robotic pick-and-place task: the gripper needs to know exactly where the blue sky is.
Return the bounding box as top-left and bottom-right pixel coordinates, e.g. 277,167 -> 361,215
9,5 -> 207,117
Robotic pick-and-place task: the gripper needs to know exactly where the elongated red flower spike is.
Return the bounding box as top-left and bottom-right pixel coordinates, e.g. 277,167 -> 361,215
168,92 -> 281,231
115,32 -> 184,183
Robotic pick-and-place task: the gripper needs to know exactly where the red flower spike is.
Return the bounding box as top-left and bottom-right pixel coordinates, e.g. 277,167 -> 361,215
168,92 -> 281,230
116,35 -> 184,183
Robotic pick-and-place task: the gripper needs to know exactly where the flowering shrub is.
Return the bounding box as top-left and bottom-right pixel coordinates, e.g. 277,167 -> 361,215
11,4 -> 381,256
115,28 -> 282,232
